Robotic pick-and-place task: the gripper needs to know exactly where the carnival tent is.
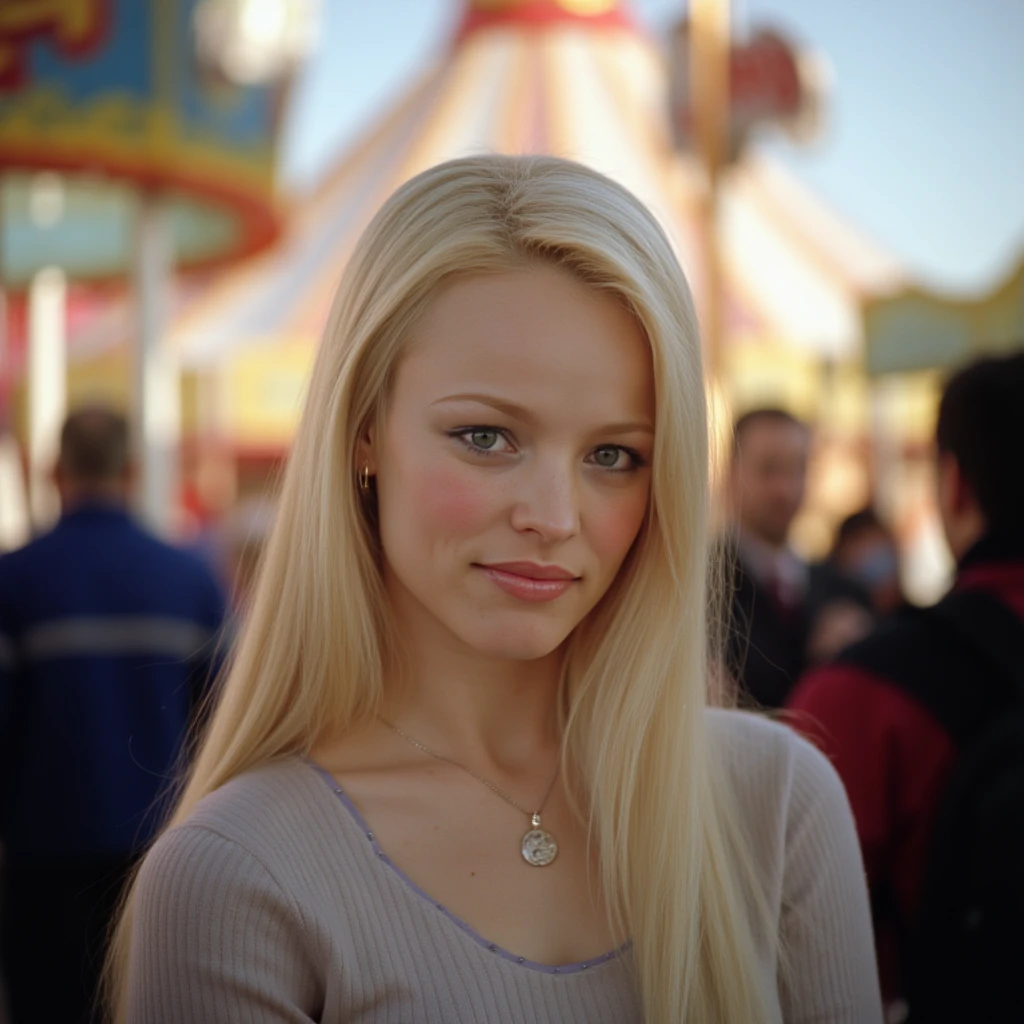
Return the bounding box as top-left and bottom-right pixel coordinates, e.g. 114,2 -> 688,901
159,0 -> 905,450
9,0 -> 906,463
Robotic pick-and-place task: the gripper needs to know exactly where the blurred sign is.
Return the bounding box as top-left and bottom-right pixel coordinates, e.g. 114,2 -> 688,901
226,340 -> 314,447
670,23 -> 827,162
864,254 -> 1024,376
0,0 -> 308,290
0,0 -> 109,90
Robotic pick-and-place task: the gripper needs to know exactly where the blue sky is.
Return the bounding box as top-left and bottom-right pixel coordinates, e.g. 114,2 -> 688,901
281,0 -> 1024,293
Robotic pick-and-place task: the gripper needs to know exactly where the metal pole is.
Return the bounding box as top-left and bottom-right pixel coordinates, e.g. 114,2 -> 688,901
690,0 -> 730,381
133,191 -> 179,535
27,266 -> 67,529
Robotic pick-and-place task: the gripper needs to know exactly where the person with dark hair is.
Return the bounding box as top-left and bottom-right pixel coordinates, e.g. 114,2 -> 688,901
0,407 -> 227,1024
723,408 -> 870,706
786,351 -> 1024,1021
828,507 -> 905,618
57,406 -> 131,482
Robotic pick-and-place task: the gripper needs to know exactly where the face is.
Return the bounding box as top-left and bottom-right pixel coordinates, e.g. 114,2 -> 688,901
730,419 -> 809,546
836,527 -> 895,580
836,527 -> 901,614
362,265 -> 654,663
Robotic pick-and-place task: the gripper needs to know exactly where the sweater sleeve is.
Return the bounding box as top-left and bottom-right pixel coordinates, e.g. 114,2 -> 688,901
778,732 -> 883,1024
126,824 -> 324,1023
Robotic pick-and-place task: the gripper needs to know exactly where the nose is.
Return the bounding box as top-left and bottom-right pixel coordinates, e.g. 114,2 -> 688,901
509,459 -> 580,543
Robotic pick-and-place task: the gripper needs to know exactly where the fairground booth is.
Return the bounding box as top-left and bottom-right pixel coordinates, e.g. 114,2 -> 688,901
0,0 -> 310,540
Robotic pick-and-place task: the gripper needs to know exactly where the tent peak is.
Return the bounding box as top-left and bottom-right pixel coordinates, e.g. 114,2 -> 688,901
457,0 -> 637,39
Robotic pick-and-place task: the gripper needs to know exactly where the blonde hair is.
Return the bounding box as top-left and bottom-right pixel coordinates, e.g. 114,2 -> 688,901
109,155 -> 772,1022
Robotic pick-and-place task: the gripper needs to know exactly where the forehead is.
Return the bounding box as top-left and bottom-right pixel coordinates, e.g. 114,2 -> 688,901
393,266 -> 653,416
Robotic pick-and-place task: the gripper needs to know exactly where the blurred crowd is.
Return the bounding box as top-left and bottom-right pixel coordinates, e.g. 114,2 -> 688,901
724,353 -> 1024,1021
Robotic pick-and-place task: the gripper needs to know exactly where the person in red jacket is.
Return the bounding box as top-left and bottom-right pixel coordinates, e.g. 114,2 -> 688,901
786,351 -> 1024,1017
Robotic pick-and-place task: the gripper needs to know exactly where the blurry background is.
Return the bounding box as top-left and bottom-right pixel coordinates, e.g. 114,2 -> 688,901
1,0 -> 1023,607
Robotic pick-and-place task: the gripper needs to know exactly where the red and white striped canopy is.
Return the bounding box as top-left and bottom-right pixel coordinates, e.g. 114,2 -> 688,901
6,0 -> 903,445
171,0 -> 903,374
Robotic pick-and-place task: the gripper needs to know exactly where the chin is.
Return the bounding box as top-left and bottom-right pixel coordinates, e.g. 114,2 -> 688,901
459,619 -> 572,663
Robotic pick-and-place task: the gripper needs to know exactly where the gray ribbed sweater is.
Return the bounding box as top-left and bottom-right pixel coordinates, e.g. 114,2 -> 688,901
126,710 -> 882,1022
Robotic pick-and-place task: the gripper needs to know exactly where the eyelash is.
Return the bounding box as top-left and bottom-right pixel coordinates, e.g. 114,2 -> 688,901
448,427 -> 648,473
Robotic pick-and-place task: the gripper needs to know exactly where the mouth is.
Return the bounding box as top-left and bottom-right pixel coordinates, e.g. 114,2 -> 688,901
475,561 -> 579,603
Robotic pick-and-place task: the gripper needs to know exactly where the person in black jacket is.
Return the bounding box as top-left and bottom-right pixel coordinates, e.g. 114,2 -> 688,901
787,352 -> 1024,1020
722,409 -> 871,707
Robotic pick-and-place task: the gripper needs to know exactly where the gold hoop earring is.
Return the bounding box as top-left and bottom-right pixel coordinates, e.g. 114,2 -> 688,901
359,465 -> 371,493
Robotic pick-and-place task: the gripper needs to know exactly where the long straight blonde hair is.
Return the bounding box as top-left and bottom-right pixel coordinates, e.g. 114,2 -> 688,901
109,154 -> 772,1022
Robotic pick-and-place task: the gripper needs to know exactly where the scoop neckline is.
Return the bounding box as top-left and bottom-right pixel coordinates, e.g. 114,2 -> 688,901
305,759 -> 628,977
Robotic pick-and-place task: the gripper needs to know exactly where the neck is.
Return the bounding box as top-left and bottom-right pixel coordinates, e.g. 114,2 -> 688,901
382,636 -> 563,774
61,480 -> 127,512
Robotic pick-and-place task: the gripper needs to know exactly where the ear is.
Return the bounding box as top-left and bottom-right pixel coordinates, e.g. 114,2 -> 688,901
355,419 -> 378,478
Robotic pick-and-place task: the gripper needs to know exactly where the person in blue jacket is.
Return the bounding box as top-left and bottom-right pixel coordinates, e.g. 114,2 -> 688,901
0,406 -> 227,1024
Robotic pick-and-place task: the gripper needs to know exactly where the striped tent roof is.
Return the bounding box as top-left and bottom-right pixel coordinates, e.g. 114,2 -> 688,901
169,0 -> 903,375
2,0 -> 903,418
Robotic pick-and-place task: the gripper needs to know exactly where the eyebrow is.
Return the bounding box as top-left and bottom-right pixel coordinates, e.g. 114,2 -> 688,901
433,393 -> 654,435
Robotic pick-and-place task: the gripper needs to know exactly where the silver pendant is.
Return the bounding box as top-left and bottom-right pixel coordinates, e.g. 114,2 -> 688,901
521,813 -> 558,867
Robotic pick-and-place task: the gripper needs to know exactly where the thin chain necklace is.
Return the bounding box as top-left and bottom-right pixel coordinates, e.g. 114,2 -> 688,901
382,719 -> 561,867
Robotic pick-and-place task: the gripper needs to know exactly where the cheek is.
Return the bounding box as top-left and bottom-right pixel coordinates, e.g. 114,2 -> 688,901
406,461 -> 497,540
588,490 -> 649,566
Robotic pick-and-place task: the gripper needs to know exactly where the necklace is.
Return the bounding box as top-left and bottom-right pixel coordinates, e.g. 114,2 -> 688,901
382,720 -> 560,867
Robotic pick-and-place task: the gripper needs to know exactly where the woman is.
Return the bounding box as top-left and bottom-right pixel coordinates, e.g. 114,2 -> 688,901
110,156 -> 881,1022
829,507 -> 905,619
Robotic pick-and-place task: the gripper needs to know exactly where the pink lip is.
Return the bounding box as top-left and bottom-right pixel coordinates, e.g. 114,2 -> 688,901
477,562 -> 579,603
483,561 -> 577,581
